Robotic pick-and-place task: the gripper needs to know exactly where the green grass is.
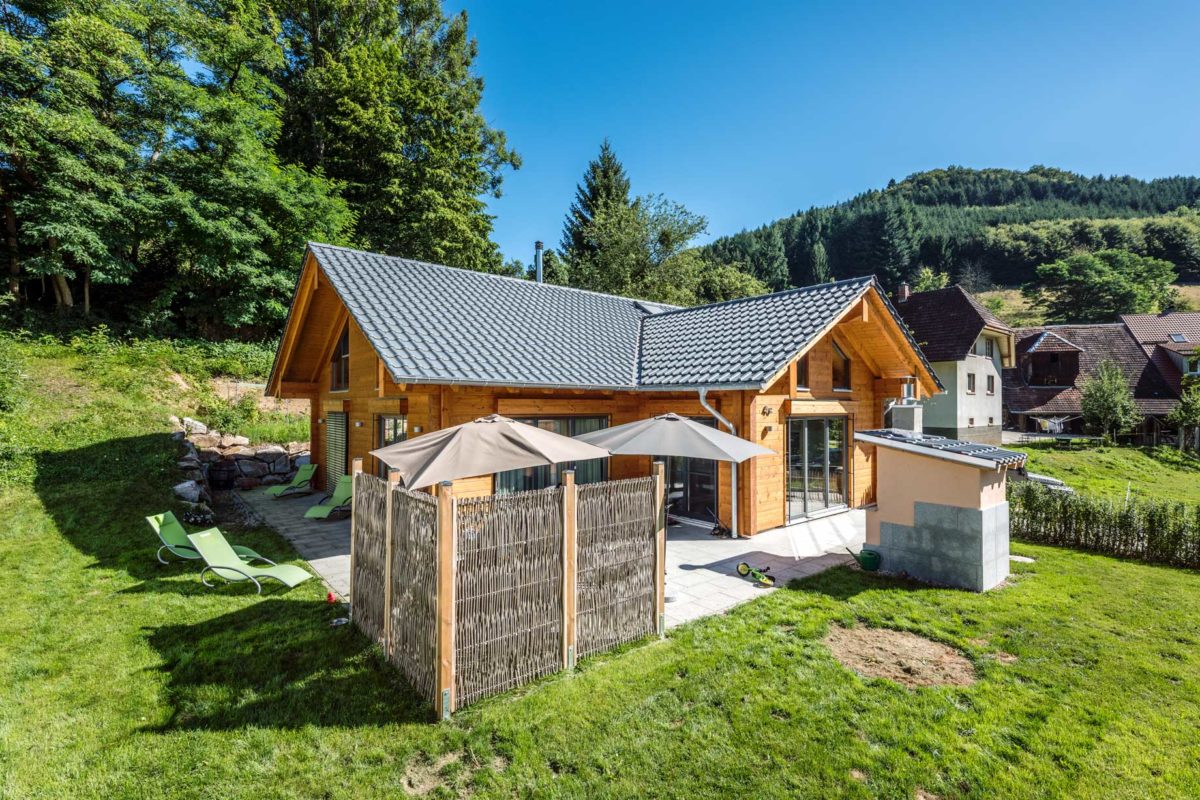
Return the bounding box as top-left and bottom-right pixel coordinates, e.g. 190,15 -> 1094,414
3,337 -> 1200,798
1011,442 -> 1200,504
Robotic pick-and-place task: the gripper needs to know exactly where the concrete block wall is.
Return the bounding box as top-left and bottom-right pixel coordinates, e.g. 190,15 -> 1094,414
874,501 -> 1009,591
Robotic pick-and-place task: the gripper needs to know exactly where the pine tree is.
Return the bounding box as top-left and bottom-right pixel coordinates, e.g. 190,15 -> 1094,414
808,241 -> 832,285
560,140 -> 631,266
750,226 -> 788,291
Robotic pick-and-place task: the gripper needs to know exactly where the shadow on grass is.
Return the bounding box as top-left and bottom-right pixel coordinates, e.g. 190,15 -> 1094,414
145,599 -> 434,730
33,432 -> 297,581
786,563 -> 938,600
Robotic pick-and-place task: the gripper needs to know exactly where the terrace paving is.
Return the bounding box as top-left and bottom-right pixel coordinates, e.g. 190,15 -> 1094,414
236,485 -> 864,628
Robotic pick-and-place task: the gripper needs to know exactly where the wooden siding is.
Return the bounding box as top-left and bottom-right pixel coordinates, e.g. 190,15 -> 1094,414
278,265 -> 939,535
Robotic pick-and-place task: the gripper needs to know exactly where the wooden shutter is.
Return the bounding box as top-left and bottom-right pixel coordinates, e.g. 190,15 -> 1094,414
325,412 -> 348,489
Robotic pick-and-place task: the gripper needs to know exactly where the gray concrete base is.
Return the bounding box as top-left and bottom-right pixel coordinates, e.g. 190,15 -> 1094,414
923,425 -> 1003,445
873,501 -> 1009,591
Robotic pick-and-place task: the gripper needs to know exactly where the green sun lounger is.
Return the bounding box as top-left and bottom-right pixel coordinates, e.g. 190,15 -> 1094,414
187,528 -> 313,594
263,463 -> 317,498
304,475 -> 353,520
147,511 -> 269,566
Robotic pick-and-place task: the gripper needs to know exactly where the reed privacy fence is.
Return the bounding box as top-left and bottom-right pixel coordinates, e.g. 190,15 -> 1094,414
349,459 -> 666,718
1009,481 -> 1200,567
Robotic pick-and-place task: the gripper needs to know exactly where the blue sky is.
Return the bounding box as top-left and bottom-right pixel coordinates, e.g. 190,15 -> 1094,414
446,0 -> 1200,264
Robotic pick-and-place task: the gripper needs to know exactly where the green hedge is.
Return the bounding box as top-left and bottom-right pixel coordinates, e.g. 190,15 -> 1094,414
1009,481 -> 1200,567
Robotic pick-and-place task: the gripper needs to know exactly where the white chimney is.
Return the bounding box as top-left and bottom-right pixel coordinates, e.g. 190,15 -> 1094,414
897,282 -> 911,303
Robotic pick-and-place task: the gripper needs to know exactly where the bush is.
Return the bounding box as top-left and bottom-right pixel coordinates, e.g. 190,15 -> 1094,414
1009,481 -> 1200,567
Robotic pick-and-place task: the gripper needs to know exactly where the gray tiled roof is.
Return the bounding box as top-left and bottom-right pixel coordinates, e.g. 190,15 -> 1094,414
298,243 -> 933,392
638,277 -> 875,387
309,243 -> 656,389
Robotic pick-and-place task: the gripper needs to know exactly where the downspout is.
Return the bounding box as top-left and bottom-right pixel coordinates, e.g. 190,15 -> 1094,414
698,388 -> 739,538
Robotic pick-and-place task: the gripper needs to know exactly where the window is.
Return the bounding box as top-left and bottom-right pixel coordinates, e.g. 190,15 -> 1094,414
796,354 -> 809,390
986,375 -> 995,394
831,342 -> 851,391
495,417 -> 608,493
1189,356 -> 1200,375
967,373 -> 976,394
375,415 -> 407,477
985,338 -> 995,358
1170,333 -> 1189,344
988,417 -> 995,426
330,325 -> 350,391
968,417 -> 975,427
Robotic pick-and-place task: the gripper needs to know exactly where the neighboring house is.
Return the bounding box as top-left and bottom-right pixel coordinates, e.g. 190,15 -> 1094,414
895,285 -> 1014,444
1120,311 -> 1200,398
1002,323 -> 1180,439
267,243 -> 940,536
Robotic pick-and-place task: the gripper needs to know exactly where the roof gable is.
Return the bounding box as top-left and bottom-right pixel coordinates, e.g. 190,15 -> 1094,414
1121,311 -> 1200,345
896,285 -> 1010,362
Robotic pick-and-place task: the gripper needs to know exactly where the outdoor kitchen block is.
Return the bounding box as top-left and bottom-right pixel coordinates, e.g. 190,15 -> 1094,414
855,429 -> 1026,592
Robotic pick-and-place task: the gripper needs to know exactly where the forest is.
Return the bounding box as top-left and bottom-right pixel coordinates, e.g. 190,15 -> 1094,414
1,0 -> 518,338
4,2 -> 1199,340
703,166 -> 1200,292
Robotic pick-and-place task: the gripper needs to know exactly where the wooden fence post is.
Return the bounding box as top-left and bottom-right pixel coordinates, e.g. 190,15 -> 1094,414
383,469 -> 400,655
652,460 -> 666,637
349,458 -> 363,614
435,480 -> 456,719
562,470 -> 578,670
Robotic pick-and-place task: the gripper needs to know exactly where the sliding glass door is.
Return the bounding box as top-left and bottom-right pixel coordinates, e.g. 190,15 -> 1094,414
787,416 -> 848,522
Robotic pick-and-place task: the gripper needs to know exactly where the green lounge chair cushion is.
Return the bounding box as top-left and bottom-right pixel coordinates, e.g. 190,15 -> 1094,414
264,463 -> 318,497
303,475 -> 353,519
146,511 -> 265,563
187,529 -> 312,590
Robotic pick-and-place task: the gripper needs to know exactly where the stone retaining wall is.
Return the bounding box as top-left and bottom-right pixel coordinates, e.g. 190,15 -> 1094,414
169,415 -> 309,512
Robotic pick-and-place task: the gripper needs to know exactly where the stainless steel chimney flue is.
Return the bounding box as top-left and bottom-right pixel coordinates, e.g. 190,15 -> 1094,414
534,240 -> 544,283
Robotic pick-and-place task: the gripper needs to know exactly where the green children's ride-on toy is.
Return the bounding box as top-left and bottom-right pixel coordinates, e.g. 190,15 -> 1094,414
736,561 -> 776,587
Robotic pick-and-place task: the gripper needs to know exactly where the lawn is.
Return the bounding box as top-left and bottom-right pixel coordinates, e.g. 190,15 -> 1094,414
1011,441 -> 1200,505
3,336 -> 1200,799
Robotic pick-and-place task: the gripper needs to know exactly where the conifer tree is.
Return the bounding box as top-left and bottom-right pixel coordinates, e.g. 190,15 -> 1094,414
560,139 -> 632,266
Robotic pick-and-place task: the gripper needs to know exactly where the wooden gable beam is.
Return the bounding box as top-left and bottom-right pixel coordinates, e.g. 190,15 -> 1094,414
309,305 -> 350,385
269,253 -> 319,396
863,289 -> 940,397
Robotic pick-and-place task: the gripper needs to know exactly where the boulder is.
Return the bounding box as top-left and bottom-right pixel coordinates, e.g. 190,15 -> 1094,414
220,433 -> 250,448
260,474 -> 285,486
293,454 -> 311,467
254,445 -> 287,459
170,430 -> 185,442
286,441 -> 311,455
235,459 -> 269,478
189,433 -> 220,449
267,454 -> 292,474
172,480 -> 203,503
182,417 -> 208,434
181,468 -> 205,483
177,457 -> 202,470
197,447 -> 223,463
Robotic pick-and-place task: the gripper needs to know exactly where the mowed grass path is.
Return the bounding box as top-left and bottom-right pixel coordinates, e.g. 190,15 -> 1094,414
2,340 -> 1200,798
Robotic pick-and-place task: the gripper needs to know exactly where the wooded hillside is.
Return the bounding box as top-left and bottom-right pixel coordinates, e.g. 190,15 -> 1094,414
703,167 -> 1200,291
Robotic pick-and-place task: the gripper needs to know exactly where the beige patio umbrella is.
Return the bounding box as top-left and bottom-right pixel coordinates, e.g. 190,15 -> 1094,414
573,412 -> 774,463
574,412 -> 774,538
370,414 -> 611,491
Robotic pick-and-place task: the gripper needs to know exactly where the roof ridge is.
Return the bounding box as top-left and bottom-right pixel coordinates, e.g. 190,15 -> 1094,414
646,274 -> 874,320
306,241 -> 682,313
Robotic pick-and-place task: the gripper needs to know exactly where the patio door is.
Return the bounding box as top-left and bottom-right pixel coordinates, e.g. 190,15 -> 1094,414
667,418 -> 719,523
787,416 -> 848,522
